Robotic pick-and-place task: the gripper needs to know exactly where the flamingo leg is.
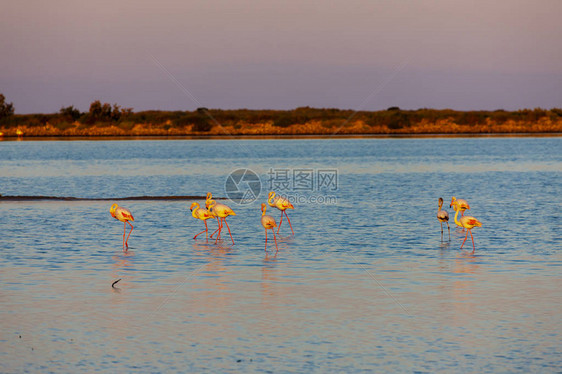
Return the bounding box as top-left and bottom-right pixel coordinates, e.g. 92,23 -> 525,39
469,229 -> 476,253
264,229 -> 268,251
125,221 -> 134,249
210,228 -> 219,238
214,218 -> 223,244
194,220 -> 208,239
277,211 -> 284,233
272,228 -> 278,252
440,221 -> 444,241
460,228 -> 469,249
223,218 -> 234,245
210,217 -> 220,238
122,221 -> 127,249
447,222 -> 450,241
284,211 -> 294,235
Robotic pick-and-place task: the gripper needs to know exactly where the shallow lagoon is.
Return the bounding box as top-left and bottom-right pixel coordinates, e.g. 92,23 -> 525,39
1,137 -> 561,372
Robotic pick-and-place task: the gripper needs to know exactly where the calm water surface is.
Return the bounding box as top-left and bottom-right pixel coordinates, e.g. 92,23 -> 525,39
1,137 -> 561,373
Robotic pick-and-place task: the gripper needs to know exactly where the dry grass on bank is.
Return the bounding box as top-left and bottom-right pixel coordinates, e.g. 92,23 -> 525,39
2,112 -> 562,137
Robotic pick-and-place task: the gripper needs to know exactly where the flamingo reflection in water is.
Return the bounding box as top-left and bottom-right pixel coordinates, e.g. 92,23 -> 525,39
111,250 -> 135,292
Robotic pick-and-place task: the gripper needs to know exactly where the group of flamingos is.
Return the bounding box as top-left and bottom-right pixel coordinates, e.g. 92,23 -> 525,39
110,191 -> 294,252
111,193 -> 481,254
437,196 -> 483,253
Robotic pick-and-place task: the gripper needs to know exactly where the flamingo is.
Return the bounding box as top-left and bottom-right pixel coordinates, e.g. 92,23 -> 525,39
452,203 -> 482,253
450,196 -> 470,231
208,199 -> 236,245
261,203 -> 278,252
110,203 -> 134,250
205,192 -> 221,238
205,192 -> 214,211
190,202 -> 214,239
450,196 -> 470,217
437,197 -> 450,241
268,191 -> 294,235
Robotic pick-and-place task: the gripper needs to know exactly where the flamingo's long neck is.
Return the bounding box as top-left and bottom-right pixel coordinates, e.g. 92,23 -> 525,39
191,204 -> 199,218
268,192 -> 275,205
453,205 -> 461,227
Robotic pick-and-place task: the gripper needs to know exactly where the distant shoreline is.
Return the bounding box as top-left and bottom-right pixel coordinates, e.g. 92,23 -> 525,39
2,107 -> 562,138
1,132 -> 561,141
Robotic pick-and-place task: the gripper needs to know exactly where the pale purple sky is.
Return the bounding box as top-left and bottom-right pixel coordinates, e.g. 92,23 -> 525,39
1,0 -> 561,114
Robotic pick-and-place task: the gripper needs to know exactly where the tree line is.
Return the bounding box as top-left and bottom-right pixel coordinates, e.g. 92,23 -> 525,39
1,93 -> 561,133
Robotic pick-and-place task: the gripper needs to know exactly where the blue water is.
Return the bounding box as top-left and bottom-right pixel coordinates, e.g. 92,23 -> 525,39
1,137 -> 561,373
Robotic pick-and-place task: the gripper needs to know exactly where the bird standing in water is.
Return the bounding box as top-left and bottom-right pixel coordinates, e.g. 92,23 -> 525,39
450,196 -> 470,217
205,192 -> 219,225
190,202 -> 214,239
268,191 -> 294,235
437,197 -> 450,241
261,203 -> 278,252
209,199 -> 236,245
450,196 -> 470,230
452,203 -> 482,253
110,203 -> 134,250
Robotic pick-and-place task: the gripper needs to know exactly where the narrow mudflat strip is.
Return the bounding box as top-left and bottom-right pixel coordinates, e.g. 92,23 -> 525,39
0,195 -> 221,201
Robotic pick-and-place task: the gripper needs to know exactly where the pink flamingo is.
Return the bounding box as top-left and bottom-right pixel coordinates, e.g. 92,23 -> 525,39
452,203 -> 482,253
261,203 -> 278,252
450,196 -> 470,217
206,192 -> 220,227
450,196 -> 470,231
190,202 -> 214,239
208,199 -> 236,245
205,192 -> 222,238
268,191 -> 294,235
110,203 -> 134,250
437,197 -> 450,241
